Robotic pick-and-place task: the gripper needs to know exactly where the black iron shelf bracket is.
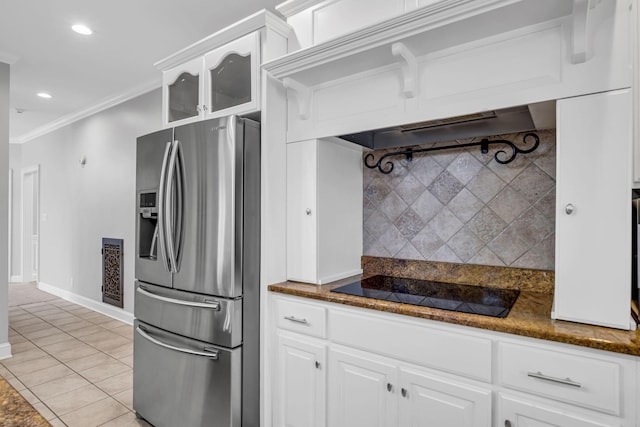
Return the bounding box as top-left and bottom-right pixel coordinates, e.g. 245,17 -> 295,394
363,132 -> 540,174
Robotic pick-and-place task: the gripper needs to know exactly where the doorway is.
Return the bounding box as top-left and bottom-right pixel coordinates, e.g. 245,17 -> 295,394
21,165 -> 39,283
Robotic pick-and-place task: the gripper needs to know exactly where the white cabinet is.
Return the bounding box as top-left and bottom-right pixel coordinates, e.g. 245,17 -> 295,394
161,32 -> 260,127
328,345 -> 491,427
497,342 -> 622,415
633,0 -> 640,185
328,347 -> 397,427
266,0 -> 631,144
269,294 -> 638,427
498,394 -> 617,427
496,337 -> 637,427
275,332 -> 326,427
398,367 -> 491,427
163,57 -> 203,125
203,33 -> 260,119
274,297 -> 328,427
554,89 -> 632,330
286,138 -> 363,284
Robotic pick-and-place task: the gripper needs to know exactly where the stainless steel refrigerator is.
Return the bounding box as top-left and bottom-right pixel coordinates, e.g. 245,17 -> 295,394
133,116 -> 260,427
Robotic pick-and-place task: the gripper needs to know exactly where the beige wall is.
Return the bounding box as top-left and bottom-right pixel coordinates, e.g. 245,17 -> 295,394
18,88 -> 161,314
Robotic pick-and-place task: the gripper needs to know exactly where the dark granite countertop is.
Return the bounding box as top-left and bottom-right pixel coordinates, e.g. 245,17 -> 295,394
0,377 -> 50,427
269,257 -> 640,356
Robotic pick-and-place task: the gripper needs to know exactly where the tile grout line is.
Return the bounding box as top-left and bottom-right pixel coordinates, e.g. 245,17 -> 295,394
5,298 -> 136,426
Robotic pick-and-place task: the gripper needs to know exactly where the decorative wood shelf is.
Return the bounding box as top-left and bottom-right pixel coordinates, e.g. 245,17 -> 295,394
263,0 -> 595,87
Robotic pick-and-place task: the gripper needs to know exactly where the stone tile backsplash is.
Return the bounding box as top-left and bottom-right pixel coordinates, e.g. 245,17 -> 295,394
363,129 -> 556,270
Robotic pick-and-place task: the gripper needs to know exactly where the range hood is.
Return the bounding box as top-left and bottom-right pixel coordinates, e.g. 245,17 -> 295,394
338,101 -> 555,150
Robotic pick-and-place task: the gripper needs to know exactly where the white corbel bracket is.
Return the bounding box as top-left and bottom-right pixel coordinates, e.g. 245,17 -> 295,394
391,42 -> 418,99
571,0 -> 601,64
282,77 -> 312,120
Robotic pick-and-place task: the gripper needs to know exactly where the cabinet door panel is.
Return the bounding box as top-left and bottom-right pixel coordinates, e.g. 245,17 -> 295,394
498,394 -> 616,427
329,347 -> 397,427
399,367 -> 491,427
555,89 -> 632,329
203,32 -> 260,118
162,57 -> 203,126
286,140 -> 318,282
276,333 -> 326,427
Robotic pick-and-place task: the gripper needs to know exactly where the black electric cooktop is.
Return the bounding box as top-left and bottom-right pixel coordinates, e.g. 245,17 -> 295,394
331,275 -> 520,318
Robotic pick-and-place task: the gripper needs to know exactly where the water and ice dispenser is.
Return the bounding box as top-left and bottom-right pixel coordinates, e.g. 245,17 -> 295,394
138,191 -> 159,260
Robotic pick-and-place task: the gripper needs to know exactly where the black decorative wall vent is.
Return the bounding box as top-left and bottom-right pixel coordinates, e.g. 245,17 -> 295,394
102,238 -> 124,308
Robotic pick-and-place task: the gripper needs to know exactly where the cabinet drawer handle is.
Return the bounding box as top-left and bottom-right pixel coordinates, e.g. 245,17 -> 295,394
284,315 -> 308,325
401,388 -> 407,398
527,371 -> 582,388
386,383 -> 392,392
315,361 -> 321,369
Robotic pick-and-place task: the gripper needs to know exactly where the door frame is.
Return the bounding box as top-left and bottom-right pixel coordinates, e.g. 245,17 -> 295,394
7,168 -> 11,282
20,165 -> 40,283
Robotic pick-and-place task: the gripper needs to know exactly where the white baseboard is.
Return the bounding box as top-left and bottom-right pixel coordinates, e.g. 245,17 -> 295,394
38,281 -> 133,325
10,276 -> 23,283
0,342 -> 12,360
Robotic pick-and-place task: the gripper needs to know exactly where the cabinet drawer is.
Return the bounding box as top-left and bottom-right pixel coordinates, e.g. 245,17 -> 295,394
498,393 -> 617,427
276,298 -> 327,338
497,342 -> 622,415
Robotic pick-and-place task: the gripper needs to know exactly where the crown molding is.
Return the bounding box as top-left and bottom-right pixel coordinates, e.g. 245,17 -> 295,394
154,9 -> 290,72
0,51 -> 19,65
13,78 -> 161,144
265,9 -> 294,38
275,0 -> 325,18
264,0 -> 566,81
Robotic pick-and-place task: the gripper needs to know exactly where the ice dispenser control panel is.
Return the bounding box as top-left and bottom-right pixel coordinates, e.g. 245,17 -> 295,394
139,191 -> 157,218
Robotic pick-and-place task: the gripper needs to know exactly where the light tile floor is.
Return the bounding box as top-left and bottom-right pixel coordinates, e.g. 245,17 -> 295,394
2,295 -> 151,426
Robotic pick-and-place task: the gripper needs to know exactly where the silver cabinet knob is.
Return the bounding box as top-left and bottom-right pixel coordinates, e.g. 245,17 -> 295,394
565,203 -> 575,215
504,420 -> 512,427
401,388 -> 407,398
386,383 -> 392,392
306,208 -> 312,216
315,361 -> 320,369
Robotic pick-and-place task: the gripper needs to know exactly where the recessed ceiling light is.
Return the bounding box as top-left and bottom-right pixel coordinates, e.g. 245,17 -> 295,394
37,92 -> 52,99
72,24 -> 93,35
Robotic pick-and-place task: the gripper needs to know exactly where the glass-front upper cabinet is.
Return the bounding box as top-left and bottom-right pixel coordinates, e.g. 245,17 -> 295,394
204,32 -> 260,119
162,57 -> 203,126
160,32 -> 260,127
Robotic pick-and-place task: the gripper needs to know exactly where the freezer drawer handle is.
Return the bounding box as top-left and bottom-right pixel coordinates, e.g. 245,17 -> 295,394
526,371 -> 582,388
136,326 -> 219,359
137,286 -> 221,310
284,315 -> 308,325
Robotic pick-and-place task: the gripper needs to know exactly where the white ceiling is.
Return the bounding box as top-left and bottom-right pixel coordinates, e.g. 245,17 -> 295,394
1,0 -> 281,142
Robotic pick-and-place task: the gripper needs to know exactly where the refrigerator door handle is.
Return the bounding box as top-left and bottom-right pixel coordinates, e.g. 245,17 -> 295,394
135,326 -> 219,359
165,140 -> 180,273
173,140 -> 185,269
136,286 -> 222,310
157,141 -> 173,272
